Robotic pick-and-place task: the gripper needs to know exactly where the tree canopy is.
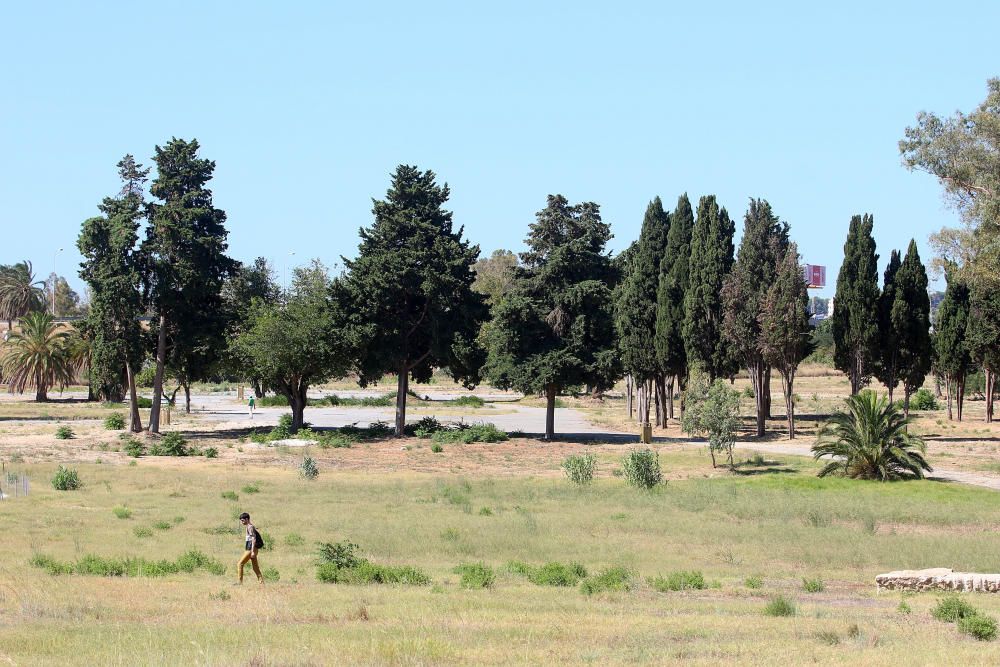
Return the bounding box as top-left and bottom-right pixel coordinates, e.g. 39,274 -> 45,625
833,214 -> 880,394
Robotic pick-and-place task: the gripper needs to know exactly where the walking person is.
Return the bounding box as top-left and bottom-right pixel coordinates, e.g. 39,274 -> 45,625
236,512 -> 264,585
248,394 -> 255,420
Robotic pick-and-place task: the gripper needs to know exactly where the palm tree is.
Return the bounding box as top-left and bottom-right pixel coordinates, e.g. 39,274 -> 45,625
812,391 -> 932,481
1,312 -> 75,401
0,261 -> 46,329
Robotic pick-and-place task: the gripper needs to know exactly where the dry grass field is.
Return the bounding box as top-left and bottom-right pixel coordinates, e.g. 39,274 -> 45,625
2,372 -> 1000,665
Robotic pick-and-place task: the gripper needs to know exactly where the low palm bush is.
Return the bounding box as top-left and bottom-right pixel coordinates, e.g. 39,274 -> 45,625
812,392 -> 932,481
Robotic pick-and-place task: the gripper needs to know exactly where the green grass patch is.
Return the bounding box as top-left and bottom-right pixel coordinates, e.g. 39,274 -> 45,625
454,562 -> 495,589
649,570 -> 706,592
580,567 -> 633,595
30,549 -> 225,577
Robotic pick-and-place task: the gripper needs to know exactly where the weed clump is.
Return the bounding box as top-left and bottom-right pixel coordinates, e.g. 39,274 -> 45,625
284,532 -> 305,547
622,449 -> 661,489
959,614 -> 998,641
528,562 -> 588,587
802,577 -> 825,593
580,567 -> 634,595
430,423 -> 509,444
122,437 -> 145,458
562,453 -> 597,485
299,456 -> 319,480
744,575 -> 764,589
931,595 -> 977,622
764,595 -> 796,617
104,413 -> 126,430
51,465 -> 81,490
454,562 -> 495,589
242,483 -> 260,494
30,549 -> 225,578
649,570 -> 706,592
430,442 -> 444,453
113,505 -> 132,520
55,426 -> 74,440
148,432 -> 189,457
315,540 -> 430,586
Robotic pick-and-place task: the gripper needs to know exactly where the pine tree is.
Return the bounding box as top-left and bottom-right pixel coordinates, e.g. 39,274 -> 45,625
968,284 -> 1000,423
343,165 -> 487,437
721,199 -> 789,437
77,155 -> 149,431
875,249 -> 902,401
614,197 -> 670,425
683,195 -> 736,381
759,244 -> 813,439
832,214 -> 880,394
655,193 -> 694,420
894,241 -> 932,415
142,138 -> 236,432
934,269 -> 973,421
485,195 -> 618,439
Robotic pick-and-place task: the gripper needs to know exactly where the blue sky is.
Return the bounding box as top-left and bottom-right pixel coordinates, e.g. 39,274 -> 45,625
2,1 -> 996,298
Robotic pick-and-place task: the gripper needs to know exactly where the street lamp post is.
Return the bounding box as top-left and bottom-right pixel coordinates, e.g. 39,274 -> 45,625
52,247 -> 63,316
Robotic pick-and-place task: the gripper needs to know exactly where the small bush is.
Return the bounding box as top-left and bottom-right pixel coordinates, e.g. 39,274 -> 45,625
744,575 -> 764,589
123,438 -> 146,458
104,413 -> 126,430
299,456 -> 319,480
317,541 -> 363,569
430,442 -> 444,453
802,577 -> 825,593
931,594 -> 978,622
316,561 -> 430,585
562,453 -> 597,485
262,567 -> 281,582
113,505 -> 132,520
410,416 -> 443,438
505,561 -> 535,577
134,396 -> 153,408
910,388 -> 940,411
529,562 -> 588,587
284,532 -> 305,547
764,595 -> 796,617
159,432 -> 189,456
431,423 -> 509,444
451,395 -> 485,407
153,520 -> 172,531
203,447 -> 219,459
580,567 -> 633,595
221,491 -> 238,501
455,562 -> 495,589
51,465 -> 81,490
622,449 -> 662,489
898,599 -> 912,615
30,553 -> 73,575
959,614 -> 998,641
55,426 -> 74,440
649,570 -> 706,592
31,549 -> 225,578
478,507 -> 493,516
134,526 -> 153,538
242,483 -> 261,494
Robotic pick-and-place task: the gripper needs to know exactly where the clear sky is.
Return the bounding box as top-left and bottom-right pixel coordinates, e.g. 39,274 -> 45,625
2,1 -> 996,298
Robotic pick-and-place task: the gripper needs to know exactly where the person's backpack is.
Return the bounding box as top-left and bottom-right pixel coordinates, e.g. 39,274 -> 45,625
253,528 -> 264,549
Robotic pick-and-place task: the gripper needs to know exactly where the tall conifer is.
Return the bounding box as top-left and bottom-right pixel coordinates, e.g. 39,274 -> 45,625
655,193 -> 694,419
894,241 -> 932,415
832,214 -> 880,394
875,249 -> 902,400
934,269 -> 973,421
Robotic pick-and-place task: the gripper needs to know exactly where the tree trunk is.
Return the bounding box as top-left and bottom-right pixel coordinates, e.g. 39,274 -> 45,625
782,371 -> 796,439
253,379 -> 264,399
184,383 -> 191,414
749,363 -> 766,438
657,375 -> 668,427
946,376 -> 954,420
653,377 -> 662,427
394,366 -> 409,437
986,368 -> 995,424
545,383 -> 556,440
288,384 -> 307,432
666,376 -> 674,421
903,388 -> 911,420
35,385 -> 47,402
148,314 -> 168,433
626,375 -> 633,420
125,359 -> 143,433
956,373 -> 966,422
763,368 -> 772,419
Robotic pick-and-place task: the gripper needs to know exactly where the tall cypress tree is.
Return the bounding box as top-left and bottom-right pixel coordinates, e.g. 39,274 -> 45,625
614,197 -> 670,425
655,193 -> 694,419
142,138 -> 237,432
683,195 -> 736,381
875,249 -> 902,400
832,214 -> 880,394
77,155 -> 148,431
934,269 -> 973,421
894,240 -> 932,415
968,284 -> 1000,423
485,195 -> 618,440
721,199 -> 789,437
343,165 -> 487,437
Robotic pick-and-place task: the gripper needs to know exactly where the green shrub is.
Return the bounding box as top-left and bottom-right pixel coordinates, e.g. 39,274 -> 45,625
315,432 -> 355,448
55,426 -> 74,440
802,577 -> 825,593
123,438 -> 145,458
744,575 -> 763,589
931,594 -> 978,622
478,507 -> 493,516
451,395 -> 485,407
299,456 -> 319,480
113,505 -> 132,520
649,570 -> 706,592
153,520 -> 172,531
621,449 -> 662,489
315,540 -> 429,585
148,432 -> 189,457
505,561 -> 535,577
262,567 -> 281,582
430,442 -> 444,453
104,413 -> 126,430
580,567 -> 634,595
910,388 -> 940,411
134,396 -> 153,408
529,561 -> 588,587
764,595 -> 796,617
410,416 -> 443,438
134,526 -> 153,538
958,614 -> 998,641
51,465 -> 81,490
30,553 -> 73,575
430,423 -> 509,444
31,549 -> 224,578
284,532 -> 305,547
317,541 -> 363,569
454,562 -> 495,589
898,599 -> 912,615
562,453 -> 597,484
242,483 -> 261,494
203,447 -> 219,459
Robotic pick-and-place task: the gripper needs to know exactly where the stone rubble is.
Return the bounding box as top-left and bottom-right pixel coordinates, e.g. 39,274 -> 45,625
876,568 -> 1000,593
